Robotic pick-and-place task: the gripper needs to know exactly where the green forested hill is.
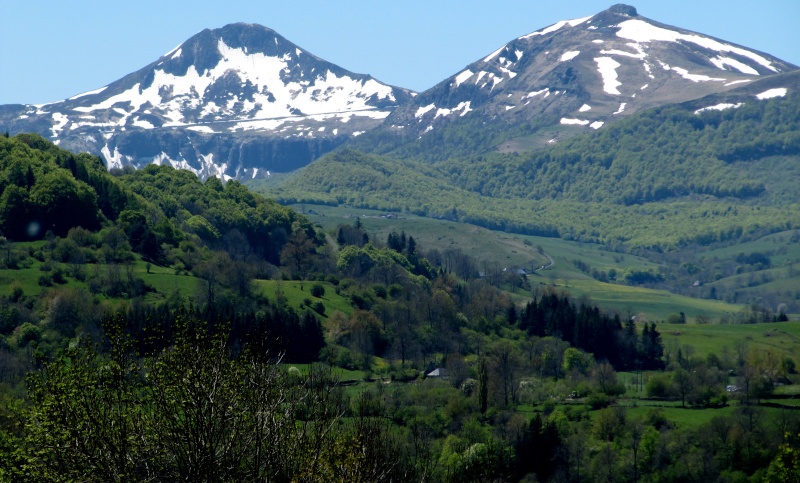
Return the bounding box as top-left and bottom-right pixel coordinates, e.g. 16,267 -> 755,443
441,93 -> 800,206
0,133 -> 310,259
2,134 -> 799,483
261,91 -> 800,249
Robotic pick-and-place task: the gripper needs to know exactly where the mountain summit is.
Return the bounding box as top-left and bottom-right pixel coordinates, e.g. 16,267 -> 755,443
2,8 -> 796,177
378,4 -> 795,153
2,23 -> 412,179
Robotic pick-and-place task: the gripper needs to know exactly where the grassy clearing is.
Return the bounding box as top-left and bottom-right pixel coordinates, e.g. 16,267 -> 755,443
290,204 -> 750,321
0,256 -> 201,304
699,229 -> 800,305
137,263 -> 201,303
775,384 -> 800,396
530,277 -> 742,322
699,229 -> 800,262
658,321 -> 800,360
280,363 -> 368,381
295,204 -> 548,270
0,266 -> 52,297
625,404 -> 740,428
254,279 -> 353,318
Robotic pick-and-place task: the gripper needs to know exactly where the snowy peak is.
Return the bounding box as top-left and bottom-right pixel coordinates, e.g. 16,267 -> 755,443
55,22 -> 410,133
5,23 -> 412,180
394,4 -> 795,142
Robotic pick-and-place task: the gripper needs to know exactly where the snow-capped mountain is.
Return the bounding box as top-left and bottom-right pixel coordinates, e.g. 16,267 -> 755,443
2,6 -> 796,177
1,23 -> 413,179
384,4 -> 796,147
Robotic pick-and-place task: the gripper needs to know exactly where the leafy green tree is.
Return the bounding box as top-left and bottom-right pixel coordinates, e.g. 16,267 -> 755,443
15,322 -> 41,347
563,347 -> 592,376
185,214 -> 220,241
764,433 -> 800,483
144,316 -> 294,481
311,283 -> 325,298
281,229 -> 316,276
0,185 -> 30,239
29,170 -> 99,236
672,368 -> 694,407
21,311 -> 366,481
24,318 -> 148,481
477,355 -> 489,414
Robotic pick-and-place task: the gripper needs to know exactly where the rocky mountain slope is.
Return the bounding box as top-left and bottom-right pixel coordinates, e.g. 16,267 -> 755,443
0,23 -> 412,179
2,5 -> 796,178
363,4 -> 796,158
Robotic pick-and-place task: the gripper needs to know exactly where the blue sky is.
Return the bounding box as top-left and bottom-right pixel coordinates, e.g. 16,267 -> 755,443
2,0 -> 798,105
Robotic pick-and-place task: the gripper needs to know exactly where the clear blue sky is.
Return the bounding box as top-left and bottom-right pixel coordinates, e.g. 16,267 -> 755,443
2,0 -> 798,105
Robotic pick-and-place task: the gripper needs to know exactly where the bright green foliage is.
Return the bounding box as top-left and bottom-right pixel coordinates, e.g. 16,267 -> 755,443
562,347 -> 592,375
24,317 -> 146,481
337,243 -> 426,287
0,135 -> 108,239
121,164 -> 308,265
265,95 -> 800,249
764,433 -> 800,483
20,312 -> 410,481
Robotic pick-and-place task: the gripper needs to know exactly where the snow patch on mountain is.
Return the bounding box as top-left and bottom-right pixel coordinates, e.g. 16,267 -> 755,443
595,57 -> 622,94
560,118 -> 590,126
444,101 -> 472,117
101,144 -> 125,170
186,125 -> 216,133
68,86 -> 108,101
710,56 -> 759,75
756,88 -> 787,99
455,69 -> 474,86
600,43 -> 646,60
616,19 -> 778,73
51,113 -> 69,137
519,16 -> 592,40
560,51 -> 580,62
132,118 -> 155,129
694,102 -> 743,114
661,63 -> 725,83
524,89 -> 550,99
415,103 -> 436,118
483,46 -> 506,63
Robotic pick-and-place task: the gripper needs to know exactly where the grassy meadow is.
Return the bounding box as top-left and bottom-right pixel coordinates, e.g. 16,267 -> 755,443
658,320 -> 800,360
254,279 -> 354,318
292,203 -> 748,322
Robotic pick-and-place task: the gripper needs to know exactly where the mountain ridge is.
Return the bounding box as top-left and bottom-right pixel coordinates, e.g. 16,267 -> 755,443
354,4 -> 796,160
264,69 -> 800,249
2,5 -> 797,178
2,23 -> 413,180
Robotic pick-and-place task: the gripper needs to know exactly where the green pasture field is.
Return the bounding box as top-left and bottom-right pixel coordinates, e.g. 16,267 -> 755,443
280,363 -> 367,381
530,277 -> 742,322
657,320 -> 800,360
625,404 -> 740,428
520,397 -> 797,430
517,234 -> 660,276
290,204 -> 750,321
0,254 -> 200,303
699,229 -> 800,301
254,279 -> 354,318
135,261 -> 202,303
294,204 -> 549,270
698,229 -> 800,263
0,264 -> 55,297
